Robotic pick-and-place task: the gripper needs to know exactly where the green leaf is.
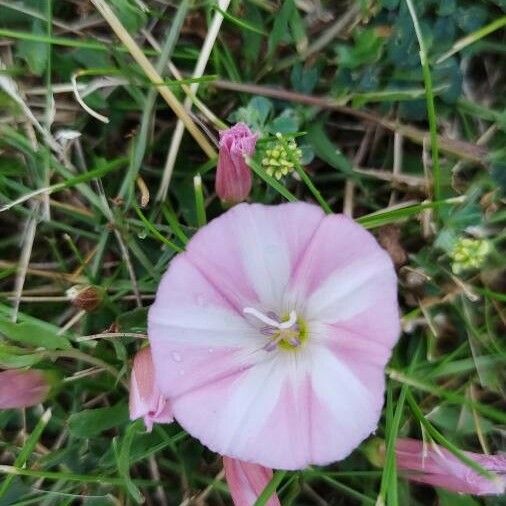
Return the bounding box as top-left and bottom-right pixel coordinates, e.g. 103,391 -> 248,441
269,109 -> 300,134
267,0 -> 295,58
288,2 -> 307,54
290,63 -> 319,94
490,159 -> 506,194
116,421 -> 144,504
16,20 -> 47,75
0,408 -> 52,497
456,6 -> 488,33
306,121 -> 353,175
0,320 -> 70,350
109,0 -> 147,33
437,489 -> 480,506
427,405 -> 493,435
229,96 -> 273,131
336,28 -> 384,69
116,308 -> 148,333
0,343 -> 42,368
68,403 -> 129,438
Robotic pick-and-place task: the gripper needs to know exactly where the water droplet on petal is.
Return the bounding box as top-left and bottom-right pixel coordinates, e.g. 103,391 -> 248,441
171,351 -> 181,362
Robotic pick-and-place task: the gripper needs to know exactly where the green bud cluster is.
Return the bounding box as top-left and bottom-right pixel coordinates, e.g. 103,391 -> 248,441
450,237 -> 491,274
261,133 -> 302,180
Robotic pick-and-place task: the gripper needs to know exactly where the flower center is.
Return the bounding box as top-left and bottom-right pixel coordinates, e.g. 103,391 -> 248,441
243,307 -> 308,352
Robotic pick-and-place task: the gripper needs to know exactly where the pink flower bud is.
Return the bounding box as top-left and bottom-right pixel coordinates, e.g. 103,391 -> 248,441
215,123 -> 258,204
223,456 -> 280,506
396,438 -> 506,496
0,369 -> 49,409
129,347 -> 173,431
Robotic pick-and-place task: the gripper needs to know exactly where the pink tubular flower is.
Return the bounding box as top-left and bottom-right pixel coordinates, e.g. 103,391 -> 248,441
148,202 -> 399,469
215,123 -> 257,204
129,347 -> 173,431
0,369 -> 49,409
223,457 -> 280,506
396,438 -> 506,495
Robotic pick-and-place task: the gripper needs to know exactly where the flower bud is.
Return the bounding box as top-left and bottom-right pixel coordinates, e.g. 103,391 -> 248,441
66,285 -> 103,312
394,438 -> 505,496
0,369 -> 50,409
129,347 -> 173,431
215,123 -> 258,205
223,456 -> 280,506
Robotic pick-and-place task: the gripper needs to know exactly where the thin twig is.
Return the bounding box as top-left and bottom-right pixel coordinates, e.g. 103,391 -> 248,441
89,0 -> 216,159
156,0 -> 230,201
212,80 -> 488,165
11,204 -> 39,322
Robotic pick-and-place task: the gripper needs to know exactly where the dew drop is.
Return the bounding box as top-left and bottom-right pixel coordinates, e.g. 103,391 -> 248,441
208,348 -> 214,353
137,229 -> 147,239
171,351 -> 182,362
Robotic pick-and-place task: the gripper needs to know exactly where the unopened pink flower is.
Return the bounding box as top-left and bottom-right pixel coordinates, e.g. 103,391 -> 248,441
223,456 -> 280,506
129,347 -> 173,431
0,369 -> 49,409
396,438 -> 506,495
149,202 -> 399,469
215,123 -> 257,204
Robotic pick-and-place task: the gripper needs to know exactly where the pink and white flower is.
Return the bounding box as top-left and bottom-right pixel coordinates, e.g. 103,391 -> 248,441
0,369 -> 49,409
215,123 -> 257,204
223,456 -> 280,506
396,438 -> 506,496
129,347 -> 173,432
148,202 -> 399,470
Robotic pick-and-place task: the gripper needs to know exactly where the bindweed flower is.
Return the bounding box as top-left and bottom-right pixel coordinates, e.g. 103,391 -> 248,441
149,202 -> 399,469
395,438 -> 506,496
215,123 -> 258,204
450,237 -> 491,274
129,347 -> 173,432
0,369 -> 49,409
261,133 -> 302,180
223,456 -> 280,506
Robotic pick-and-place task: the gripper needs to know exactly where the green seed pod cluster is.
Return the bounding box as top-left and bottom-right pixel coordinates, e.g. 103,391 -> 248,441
261,133 -> 302,180
450,237 -> 491,274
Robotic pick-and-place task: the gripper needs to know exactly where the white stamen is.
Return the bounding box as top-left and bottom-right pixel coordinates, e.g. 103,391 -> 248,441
243,307 -> 297,329
243,307 -> 282,327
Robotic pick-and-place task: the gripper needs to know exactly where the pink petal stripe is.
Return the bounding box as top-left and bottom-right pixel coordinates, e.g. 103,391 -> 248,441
223,456 -> 280,506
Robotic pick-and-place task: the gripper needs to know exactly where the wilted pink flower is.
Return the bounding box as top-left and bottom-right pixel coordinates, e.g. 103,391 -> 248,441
215,123 -> 257,204
149,202 -> 399,469
396,438 -> 506,495
223,456 -> 280,506
129,347 -> 173,431
0,369 -> 49,409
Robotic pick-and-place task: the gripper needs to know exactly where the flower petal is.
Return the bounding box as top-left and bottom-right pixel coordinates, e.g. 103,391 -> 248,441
0,369 -> 49,409
169,353 -> 288,464
129,347 -> 173,431
396,438 -> 506,496
223,457 -> 280,506
185,202 -> 325,310
287,214 -> 398,325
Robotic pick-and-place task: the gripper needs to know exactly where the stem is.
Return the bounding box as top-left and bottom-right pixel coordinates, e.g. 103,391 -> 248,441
405,0 -> 442,208
253,470 -> 287,506
193,175 -> 207,227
